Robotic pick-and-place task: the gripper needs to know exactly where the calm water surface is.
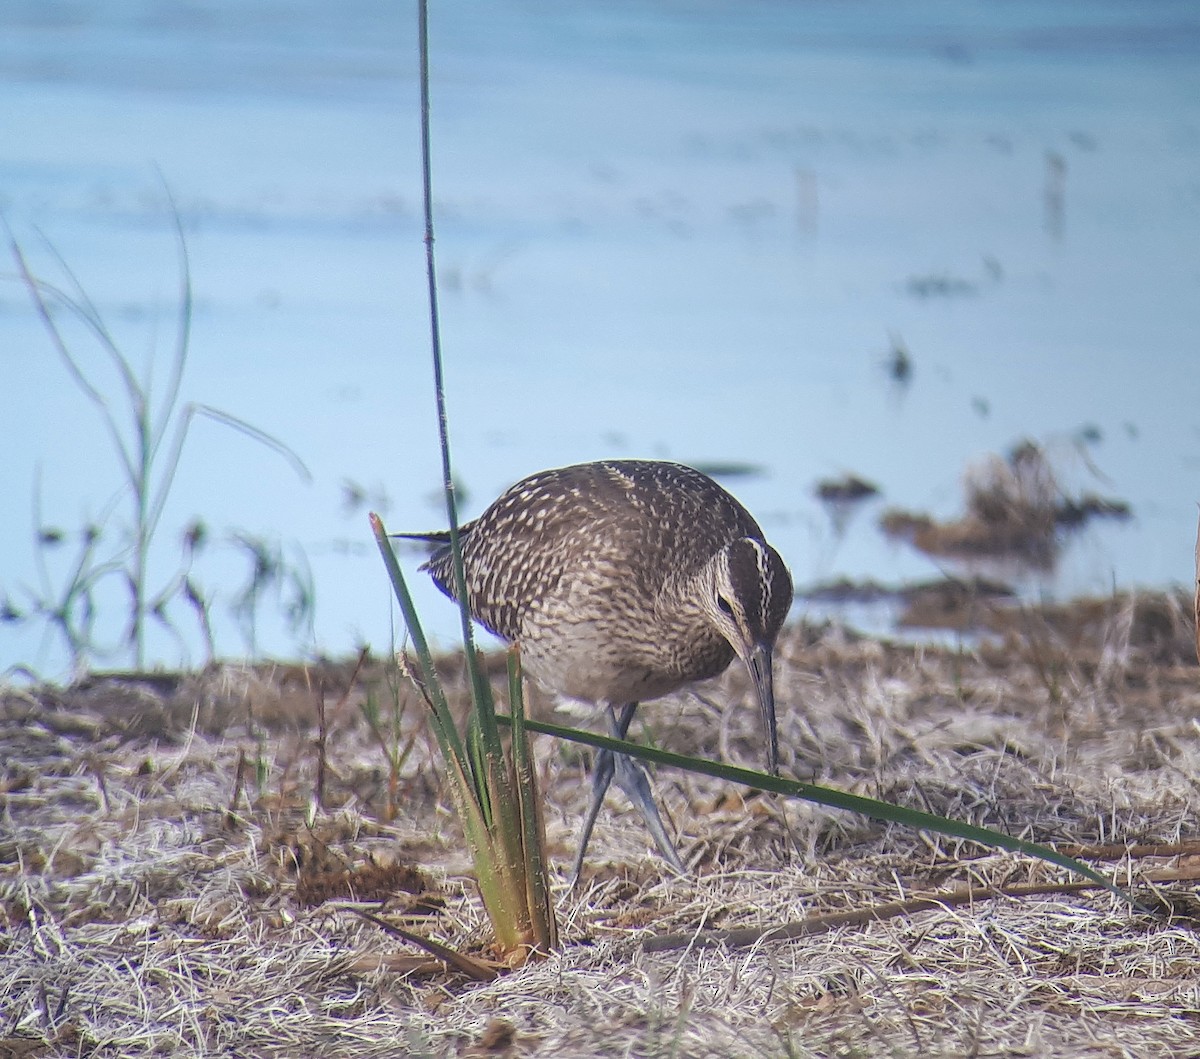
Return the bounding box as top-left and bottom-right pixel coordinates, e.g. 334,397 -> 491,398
2,1 -> 1198,675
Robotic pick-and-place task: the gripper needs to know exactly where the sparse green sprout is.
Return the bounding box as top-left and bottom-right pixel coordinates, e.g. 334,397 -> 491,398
8,215 -> 310,675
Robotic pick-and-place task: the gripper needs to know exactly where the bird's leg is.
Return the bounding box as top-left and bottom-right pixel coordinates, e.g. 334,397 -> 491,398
610,706 -> 688,877
569,702 -> 686,888
568,714 -> 617,888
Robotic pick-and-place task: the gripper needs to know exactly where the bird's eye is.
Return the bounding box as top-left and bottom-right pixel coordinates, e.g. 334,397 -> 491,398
717,595 -> 734,616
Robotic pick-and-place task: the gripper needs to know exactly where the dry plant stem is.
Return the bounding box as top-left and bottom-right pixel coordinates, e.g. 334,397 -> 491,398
643,866 -> 1200,954
327,647 -> 370,729
348,908 -> 500,982
360,694 -> 417,823
226,748 -> 248,820
358,659 -> 417,821
1060,839 -> 1200,860
314,674 -> 330,812
314,647 -> 369,810
1194,509 -> 1199,664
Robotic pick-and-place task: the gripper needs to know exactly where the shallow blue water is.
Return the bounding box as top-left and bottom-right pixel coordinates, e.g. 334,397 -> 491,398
2,1 -> 1198,676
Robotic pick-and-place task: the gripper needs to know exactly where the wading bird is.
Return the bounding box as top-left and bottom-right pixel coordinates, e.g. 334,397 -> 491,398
403,459 -> 792,882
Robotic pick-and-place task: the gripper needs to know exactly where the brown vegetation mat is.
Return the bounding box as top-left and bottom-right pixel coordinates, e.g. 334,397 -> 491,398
3,591 -> 1199,1057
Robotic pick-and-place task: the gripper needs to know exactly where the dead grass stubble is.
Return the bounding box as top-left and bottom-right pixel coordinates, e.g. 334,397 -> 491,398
2,592 -> 1200,1057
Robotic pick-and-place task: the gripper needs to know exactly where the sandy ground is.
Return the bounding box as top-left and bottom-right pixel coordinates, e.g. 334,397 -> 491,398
2,591 -> 1200,1058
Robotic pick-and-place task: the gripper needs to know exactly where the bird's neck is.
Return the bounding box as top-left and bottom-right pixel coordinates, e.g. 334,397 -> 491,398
656,557 -> 718,636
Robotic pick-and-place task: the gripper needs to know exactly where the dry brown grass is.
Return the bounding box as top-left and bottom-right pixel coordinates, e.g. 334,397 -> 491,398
3,593 -> 1199,1057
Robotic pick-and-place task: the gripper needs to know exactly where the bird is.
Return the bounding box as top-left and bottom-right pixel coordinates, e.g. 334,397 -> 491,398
401,459 -> 793,882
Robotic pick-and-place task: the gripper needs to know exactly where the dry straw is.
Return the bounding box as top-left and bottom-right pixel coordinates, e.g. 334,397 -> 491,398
3,606 -> 1199,1056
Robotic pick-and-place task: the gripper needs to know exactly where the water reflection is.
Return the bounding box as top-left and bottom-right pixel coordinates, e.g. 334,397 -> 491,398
1,0 -> 1196,675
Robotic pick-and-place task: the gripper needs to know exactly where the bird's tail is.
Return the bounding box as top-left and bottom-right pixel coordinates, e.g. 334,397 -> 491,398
387,529 -> 456,585
388,529 -> 452,545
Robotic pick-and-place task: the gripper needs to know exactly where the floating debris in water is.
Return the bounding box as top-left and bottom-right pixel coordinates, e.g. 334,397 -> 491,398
801,575 -> 1013,607
688,460 -> 765,480
815,473 -> 881,536
880,438 -> 1131,575
883,335 -> 913,388
905,273 -> 978,299
816,474 -> 880,504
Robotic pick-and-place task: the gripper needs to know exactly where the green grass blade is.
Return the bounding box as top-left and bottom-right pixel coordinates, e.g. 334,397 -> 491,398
499,714 -> 1135,906
478,680 -> 524,879
153,182 -> 193,452
369,514 -> 468,772
413,0 -> 499,752
508,647 -> 556,951
9,238 -> 139,488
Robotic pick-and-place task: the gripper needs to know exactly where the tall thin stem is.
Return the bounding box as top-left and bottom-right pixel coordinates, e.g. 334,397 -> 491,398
417,0 -> 473,656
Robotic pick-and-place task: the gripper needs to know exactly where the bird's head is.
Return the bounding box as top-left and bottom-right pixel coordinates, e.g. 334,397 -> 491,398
704,536 -> 793,776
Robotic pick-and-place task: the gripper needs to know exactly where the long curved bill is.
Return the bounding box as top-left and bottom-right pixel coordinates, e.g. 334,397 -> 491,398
745,641 -> 778,776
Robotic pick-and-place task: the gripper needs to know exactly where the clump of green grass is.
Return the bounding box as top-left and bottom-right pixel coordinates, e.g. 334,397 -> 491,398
372,524 -> 556,962
366,0 -> 555,966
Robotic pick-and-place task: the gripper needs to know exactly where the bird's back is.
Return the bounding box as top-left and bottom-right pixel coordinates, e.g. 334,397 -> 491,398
422,460 -> 766,703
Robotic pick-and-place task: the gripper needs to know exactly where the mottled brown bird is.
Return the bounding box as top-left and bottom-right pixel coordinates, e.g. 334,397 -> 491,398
406,459 -> 792,881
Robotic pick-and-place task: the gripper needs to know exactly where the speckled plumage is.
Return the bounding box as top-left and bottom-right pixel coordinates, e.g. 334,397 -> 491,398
416,458 -> 793,879
421,459 -> 791,706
